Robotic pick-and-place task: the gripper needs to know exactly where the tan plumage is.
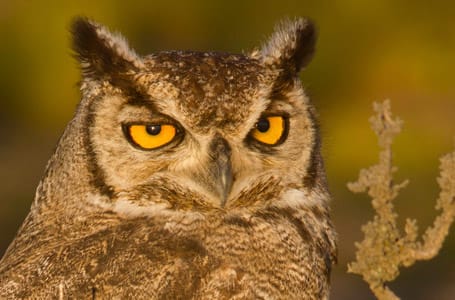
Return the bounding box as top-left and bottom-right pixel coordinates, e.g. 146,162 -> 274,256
0,17 -> 337,299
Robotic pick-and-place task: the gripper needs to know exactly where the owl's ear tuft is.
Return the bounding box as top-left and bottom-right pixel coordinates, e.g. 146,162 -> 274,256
259,18 -> 316,73
71,17 -> 144,79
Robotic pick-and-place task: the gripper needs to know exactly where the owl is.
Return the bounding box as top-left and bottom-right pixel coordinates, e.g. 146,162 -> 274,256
0,17 -> 336,299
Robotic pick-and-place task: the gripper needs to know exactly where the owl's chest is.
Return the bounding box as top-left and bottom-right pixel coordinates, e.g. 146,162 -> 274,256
125,212 -> 331,298
2,212 -> 332,299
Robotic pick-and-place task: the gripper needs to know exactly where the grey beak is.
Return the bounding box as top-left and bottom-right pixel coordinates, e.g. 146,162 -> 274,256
209,136 -> 233,207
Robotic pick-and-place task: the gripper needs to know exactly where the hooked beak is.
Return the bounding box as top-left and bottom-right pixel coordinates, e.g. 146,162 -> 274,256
208,136 -> 233,207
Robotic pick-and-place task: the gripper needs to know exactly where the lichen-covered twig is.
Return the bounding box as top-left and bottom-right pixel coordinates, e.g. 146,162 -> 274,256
347,100 -> 455,300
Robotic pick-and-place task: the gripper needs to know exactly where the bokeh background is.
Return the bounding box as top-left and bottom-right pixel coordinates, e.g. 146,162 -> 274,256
1,1 -> 454,298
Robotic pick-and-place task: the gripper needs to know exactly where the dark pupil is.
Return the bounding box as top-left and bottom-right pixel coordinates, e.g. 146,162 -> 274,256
256,118 -> 270,133
146,125 -> 161,135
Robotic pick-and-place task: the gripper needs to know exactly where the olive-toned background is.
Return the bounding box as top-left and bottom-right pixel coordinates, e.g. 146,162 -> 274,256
1,1 -> 454,299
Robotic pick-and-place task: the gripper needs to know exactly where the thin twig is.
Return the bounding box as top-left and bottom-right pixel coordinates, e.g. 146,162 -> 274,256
347,100 -> 455,299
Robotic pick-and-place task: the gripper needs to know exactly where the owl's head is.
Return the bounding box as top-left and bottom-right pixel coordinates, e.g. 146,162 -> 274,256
49,18 -> 327,216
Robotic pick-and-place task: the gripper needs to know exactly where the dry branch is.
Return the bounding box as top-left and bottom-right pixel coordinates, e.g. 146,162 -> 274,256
347,100 -> 455,300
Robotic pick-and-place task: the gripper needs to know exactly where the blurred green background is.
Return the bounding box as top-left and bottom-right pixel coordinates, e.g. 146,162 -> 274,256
1,1 -> 454,299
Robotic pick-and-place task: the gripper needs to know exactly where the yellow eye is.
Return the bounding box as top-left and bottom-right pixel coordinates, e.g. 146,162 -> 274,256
250,116 -> 287,145
125,124 -> 177,150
